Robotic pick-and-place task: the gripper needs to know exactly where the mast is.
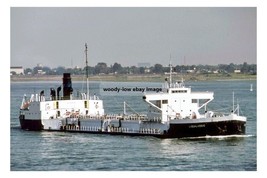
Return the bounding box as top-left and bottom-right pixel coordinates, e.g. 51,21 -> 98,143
123,101 -> 126,115
169,54 -> 172,87
85,43 -> 89,99
232,91 -> 235,113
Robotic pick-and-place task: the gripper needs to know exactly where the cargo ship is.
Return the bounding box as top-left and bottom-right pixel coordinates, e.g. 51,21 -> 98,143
19,44 -> 246,138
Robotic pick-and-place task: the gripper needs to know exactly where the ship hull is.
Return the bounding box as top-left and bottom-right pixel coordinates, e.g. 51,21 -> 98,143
19,115 -> 43,131
19,116 -> 246,138
166,120 -> 246,138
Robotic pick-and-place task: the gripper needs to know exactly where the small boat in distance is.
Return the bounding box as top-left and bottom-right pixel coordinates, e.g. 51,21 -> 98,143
19,44 -> 246,138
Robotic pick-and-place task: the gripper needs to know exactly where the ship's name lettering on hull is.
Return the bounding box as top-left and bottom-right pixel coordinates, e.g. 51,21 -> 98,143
188,124 -> 205,128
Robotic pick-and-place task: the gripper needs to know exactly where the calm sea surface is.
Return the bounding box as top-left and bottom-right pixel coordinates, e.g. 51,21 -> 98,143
10,80 -> 257,171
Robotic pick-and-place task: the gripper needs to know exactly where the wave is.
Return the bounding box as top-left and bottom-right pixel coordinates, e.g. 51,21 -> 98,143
181,134 -> 255,140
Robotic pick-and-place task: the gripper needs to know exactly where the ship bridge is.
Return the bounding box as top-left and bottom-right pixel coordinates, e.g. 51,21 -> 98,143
143,63 -> 214,122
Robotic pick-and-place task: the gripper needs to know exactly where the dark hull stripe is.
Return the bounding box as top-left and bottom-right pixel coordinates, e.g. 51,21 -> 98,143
167,120 -> 246,138
19,116 -> 43,131
61,130 -> 166,138
19,117 -> 245,138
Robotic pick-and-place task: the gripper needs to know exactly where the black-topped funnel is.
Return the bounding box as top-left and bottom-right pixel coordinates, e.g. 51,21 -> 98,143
63,73 -> 73,100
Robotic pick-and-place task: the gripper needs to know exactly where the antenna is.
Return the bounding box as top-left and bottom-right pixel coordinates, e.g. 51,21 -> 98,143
239,98 -> 241,116
123,101 -> 126,115
250,84 -> 253,92
85,43 -> 89,99
169,54 -> 172,87
232,91 -> 235,113
71,57 -> 73,68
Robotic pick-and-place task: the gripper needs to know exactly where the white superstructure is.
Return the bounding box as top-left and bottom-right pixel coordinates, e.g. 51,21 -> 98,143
144,81 -> 214,122
19,45 -> 246,138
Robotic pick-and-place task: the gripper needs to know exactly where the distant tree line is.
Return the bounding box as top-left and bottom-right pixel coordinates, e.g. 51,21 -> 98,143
23,62 -> 256,76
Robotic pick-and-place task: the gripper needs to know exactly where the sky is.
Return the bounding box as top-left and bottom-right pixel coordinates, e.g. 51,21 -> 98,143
11,7 -> 256,68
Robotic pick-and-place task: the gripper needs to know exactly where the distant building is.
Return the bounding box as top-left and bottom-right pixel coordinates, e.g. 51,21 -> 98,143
37,69 -> 46,75
37,63 -> 43,67
74,66 -> 80,69
10,66 -> 24,75
138,63 -> 151,68
234,69 -> 241,73
144,68 -> 151,73
186,69 -> 195,73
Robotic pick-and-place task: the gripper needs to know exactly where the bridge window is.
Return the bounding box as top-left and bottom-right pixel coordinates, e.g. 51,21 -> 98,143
192,99 -> 197,103
172,90 -> 187,93
156,100 -> 161,108
162,100 -> 168,104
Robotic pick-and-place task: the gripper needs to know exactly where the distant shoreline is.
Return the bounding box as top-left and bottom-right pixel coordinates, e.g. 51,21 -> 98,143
10,73 -> 257,82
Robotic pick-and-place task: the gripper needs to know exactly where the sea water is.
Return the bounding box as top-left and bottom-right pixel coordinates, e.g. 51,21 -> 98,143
10,80 -> 256,171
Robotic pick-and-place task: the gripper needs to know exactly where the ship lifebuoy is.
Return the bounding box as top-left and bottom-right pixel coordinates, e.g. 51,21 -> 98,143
45,104 -> 50,110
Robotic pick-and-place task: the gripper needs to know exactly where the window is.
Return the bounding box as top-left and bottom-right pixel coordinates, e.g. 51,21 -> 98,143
172,90 -> 187,93
84,101 -> 88,108
156,100 -> 161,108
162,100 -> 168,104
56,101 -> 59,109
192,99 -> 197,103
